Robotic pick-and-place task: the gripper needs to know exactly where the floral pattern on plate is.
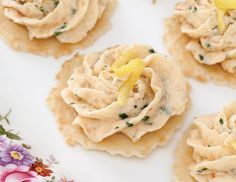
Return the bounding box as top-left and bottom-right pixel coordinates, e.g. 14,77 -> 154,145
0,110 -> 76,182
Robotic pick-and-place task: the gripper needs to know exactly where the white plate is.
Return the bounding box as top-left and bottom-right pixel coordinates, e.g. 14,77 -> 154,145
0,0 -> 236,181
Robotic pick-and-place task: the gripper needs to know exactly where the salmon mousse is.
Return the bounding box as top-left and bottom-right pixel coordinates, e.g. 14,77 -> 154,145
174,102 -> 236,182
0,0 -> 117,57
164,0 -> 236,88
47,44 -> 190,157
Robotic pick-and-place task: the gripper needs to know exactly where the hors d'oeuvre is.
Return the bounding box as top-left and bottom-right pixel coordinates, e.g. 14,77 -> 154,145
48,44 -> 189,157
165,0 -> 236,88
0,0 -> 116,57
175,102 -> 236,182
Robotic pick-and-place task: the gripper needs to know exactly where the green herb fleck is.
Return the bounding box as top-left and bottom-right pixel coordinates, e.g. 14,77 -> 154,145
141,104 -> 148,110
119,113 -> 128,120
199,54 -> 204,61
71,8 -> 77,15
142,116 -> 150,122
149,49 -> 155,54
193,6 -> 197,12
53,0 -> 59,7
142,116 -> 153,125
39,6 -> 47,15
160,106 -> 171,115
189,6 -> 197,12
19,1 -> 25,5
115,126 -> 119,129
59,23 -> 67,29
54,31 -> 63,36
126,122 -> 134,127
54,23 -> 67,36
197,168 -> 208,173
206,43 -> 211,48
219,118 -> 224,125
212,25 -> 218,30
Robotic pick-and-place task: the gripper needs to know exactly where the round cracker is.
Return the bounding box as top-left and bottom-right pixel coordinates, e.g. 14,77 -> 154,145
164,15 -> 236,88
174,126 -> 196,182
0,0 -> 117,58
47,51 -> 190,158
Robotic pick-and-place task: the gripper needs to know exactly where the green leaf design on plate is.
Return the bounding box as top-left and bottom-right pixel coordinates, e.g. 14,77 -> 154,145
5,131 -> 22,140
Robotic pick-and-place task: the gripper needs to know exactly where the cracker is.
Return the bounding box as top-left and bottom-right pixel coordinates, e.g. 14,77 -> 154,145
174,110 -> 236,182
164,15 -> 236,88
47,53 -> 190,158
0,0 -> 117,58
174,126 -> 196,182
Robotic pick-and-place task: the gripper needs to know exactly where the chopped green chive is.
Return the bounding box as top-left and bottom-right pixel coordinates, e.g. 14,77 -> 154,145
219,118 -> 224,125
142,116 -> 150,122
212,25 -> 218,30
39,6 -> 47,14
54,23 -> 67,36
149,49 -> 155,54
142,116 -> 152,125
141,104 -> 148,110
53,0 -> 59,7
71,8 -> 77,15
206,43 -> 211,48
119,113 -> 128,120
126,122 -> 134,127
189,6 -> 197,12
197,168 -> 207,173
199,54 -> 204,61
160,106 -> 171,115
54,31 -> 62,36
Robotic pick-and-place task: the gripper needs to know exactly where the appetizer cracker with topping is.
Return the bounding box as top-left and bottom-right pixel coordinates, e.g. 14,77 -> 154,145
174,102 -> 236,182
0,0 -> 117,57
47,44 -> 189,157
164,0 -> 236,88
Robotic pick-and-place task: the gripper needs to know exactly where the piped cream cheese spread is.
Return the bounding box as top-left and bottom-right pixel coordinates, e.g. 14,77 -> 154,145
61,44 -> 188,144
187,102 -> 236,182
1,0 -> 110,43
175,0 -> 236,73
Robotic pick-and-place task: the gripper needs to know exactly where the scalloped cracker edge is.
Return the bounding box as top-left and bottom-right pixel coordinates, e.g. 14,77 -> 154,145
174,126 -> 196,182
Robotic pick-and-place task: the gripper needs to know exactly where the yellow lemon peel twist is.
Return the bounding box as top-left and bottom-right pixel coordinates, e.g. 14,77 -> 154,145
232,140 -> 236,150
112,50 -> 145,106
214,0 -> 236,32
214,0 -> 236,9
111,50 -> 137,71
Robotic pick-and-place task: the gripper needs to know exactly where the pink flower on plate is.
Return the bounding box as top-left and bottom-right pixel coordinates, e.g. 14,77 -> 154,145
0,164 -> 37,182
